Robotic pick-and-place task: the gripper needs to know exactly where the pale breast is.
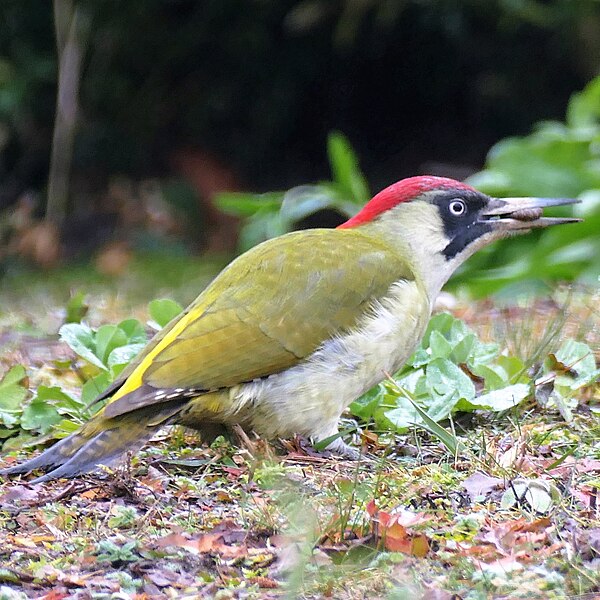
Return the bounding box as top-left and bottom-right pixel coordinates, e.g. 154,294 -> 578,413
229,279 -> 432,441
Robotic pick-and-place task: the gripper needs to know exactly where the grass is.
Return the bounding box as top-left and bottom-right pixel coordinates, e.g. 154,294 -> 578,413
0,262 -> 598,598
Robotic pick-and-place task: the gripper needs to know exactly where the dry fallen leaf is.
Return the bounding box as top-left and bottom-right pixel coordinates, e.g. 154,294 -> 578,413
0,484 -> 43,507
476,516 -> 552,555
461,471 -> 504,500
367,501 -> 431,557
155,520 -> 250,559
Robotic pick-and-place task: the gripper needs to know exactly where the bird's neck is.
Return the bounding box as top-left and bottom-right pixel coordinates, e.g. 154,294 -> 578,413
357,203 -> 460,301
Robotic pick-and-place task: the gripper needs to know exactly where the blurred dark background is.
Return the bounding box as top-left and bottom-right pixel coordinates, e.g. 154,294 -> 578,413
0,0 -> 598,268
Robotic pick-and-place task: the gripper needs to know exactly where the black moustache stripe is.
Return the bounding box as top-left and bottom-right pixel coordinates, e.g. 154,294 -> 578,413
442,222 -> 493,260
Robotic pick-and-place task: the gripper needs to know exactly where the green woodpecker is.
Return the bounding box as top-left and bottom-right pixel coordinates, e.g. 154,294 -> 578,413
2,176 -> 579,482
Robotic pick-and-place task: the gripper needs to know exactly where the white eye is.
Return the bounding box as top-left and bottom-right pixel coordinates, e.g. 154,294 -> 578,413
449,199 -> 467,216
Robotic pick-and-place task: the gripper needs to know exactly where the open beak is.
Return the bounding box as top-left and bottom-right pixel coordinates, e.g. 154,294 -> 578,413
480,197 -> 582,231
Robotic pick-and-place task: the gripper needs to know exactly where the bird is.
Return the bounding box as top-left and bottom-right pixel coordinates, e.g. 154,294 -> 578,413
1,175 -> 579,482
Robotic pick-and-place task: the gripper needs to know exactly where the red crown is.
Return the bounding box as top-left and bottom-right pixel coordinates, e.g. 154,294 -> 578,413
338,176 -> 476,229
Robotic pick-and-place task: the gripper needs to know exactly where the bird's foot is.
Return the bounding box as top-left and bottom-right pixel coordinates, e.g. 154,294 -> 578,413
319,435 -> 380,463
321,436 -> 362,460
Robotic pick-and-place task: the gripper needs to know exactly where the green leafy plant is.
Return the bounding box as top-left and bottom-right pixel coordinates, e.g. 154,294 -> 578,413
0,366 -> 29,434
58,297 -> 183,400
64,290 -> 89,323
536,339 -> 600,422
0,372 -> 95,450
94,540 -> 139,565
350,312 -> 598,441
460,76 -> 600,295
215,131 -> 370,251
60,319 -> 146,374
0,297 -> 184,450
108,505 -> 139,530
147,298 -> 184,329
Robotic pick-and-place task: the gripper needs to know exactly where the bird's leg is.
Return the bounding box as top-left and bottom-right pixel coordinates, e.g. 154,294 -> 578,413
231,423 -> 257,453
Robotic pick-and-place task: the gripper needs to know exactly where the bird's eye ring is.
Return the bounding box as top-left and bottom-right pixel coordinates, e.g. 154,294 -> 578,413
449,199 -> 467,216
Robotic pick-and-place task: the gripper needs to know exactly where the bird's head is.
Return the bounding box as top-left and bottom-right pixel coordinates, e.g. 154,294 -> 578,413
338,175 -> 580,295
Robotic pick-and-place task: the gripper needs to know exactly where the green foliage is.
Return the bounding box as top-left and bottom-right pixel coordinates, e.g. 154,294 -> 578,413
64,291 -> 89,324
537,338 -> 600,422
350,312 -> 598,444
108,505 -> 139,529
59,318 -> 147,374
396,388 -> 464,455
550,339 -> 600,388
0,366 -> 29,432
215,132 -> 370,250
0,374 -> 92,450
0,298 -> 185,450
148,298 -> 184,330
94,540 -> 139,565
461,76 -> 600,296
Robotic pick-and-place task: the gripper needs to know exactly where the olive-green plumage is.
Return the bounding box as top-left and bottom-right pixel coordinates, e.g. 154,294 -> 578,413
123,229 -> 411,395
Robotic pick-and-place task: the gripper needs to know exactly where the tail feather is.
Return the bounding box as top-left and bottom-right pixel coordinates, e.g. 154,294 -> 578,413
29,427 -> 158,483
1,433 -> 91,476
1,401 -> 186,481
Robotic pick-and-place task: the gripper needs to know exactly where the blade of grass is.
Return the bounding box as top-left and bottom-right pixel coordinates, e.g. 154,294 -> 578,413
384,373 -> 464,456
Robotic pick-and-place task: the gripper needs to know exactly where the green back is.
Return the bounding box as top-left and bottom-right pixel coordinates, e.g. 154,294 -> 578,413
142,228 -> 414,389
